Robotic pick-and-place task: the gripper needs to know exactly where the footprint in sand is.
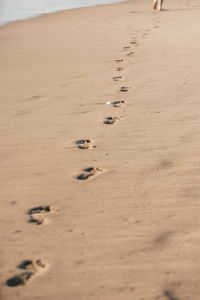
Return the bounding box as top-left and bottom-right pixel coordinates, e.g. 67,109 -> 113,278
113,76 -> 122,81
6,272 -> 33,287
116,67 -> 124,72
6,259 -> 46,287
18,259 -> 46,271
142,32 -> 148,38
104,116 -> 122,125
77,167 -> 103,180
120,86 -> 130,92
123,46 -> 131,50
130,39 -> 138,46
126,52 -> 134,56
163,289 -> 179,300
76,139 -> 95,150
106,100 -> 125,107
28,205 -> 53,225
153,20 -> 160,28
115,59 -> 124,63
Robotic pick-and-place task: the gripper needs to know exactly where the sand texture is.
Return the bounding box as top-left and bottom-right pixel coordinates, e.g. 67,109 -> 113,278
1,0 -> 200,299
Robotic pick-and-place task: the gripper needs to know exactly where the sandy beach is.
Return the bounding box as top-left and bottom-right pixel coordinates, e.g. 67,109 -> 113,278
1,0 -> 200,299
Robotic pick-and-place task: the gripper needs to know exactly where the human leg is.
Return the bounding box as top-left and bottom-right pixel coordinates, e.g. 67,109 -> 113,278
153,0 -> 157,9
157,0 -> 164,10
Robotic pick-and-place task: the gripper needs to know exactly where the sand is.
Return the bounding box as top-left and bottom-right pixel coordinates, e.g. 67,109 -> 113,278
1,0 -> 200,299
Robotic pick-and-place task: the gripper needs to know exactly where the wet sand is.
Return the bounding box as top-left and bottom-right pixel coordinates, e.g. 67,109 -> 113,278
0,0 -> 123,26
1,0 -> 200,299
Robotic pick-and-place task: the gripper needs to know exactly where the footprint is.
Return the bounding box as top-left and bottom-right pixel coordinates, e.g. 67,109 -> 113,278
163,290 -> 179,300
7,272 -> 33,287
126,52 -> 134,56
77,167 -> 103,180
123,46 -> 131,50
142,32 -> 148,37
6,259 -> 46,287
28,206 -> 53,225
130,40 -> 138,46
120,87 -> 130,92
28,206 -> 53,215
76,139 -> 95,150
113,101 -> 125,107
104,116 -> 122,125
113,76 -> 122,81
115,59 -> 124,63
18,259 -> 46,272
116,67 -> 124,72
106,100 -> 125,107
29,217 -> 45,225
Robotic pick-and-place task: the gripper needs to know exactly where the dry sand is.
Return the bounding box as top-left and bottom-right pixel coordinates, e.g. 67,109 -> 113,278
1,0 -> 200,299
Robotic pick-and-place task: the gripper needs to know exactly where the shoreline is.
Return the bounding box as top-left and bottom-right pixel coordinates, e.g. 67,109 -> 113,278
1,0 -> 200,299
0,0 -> 127,27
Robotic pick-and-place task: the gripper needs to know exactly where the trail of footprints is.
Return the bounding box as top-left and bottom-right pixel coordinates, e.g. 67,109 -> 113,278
74,16 -> 160,181
6,16 -> 160,289
6,207 -> 53,287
